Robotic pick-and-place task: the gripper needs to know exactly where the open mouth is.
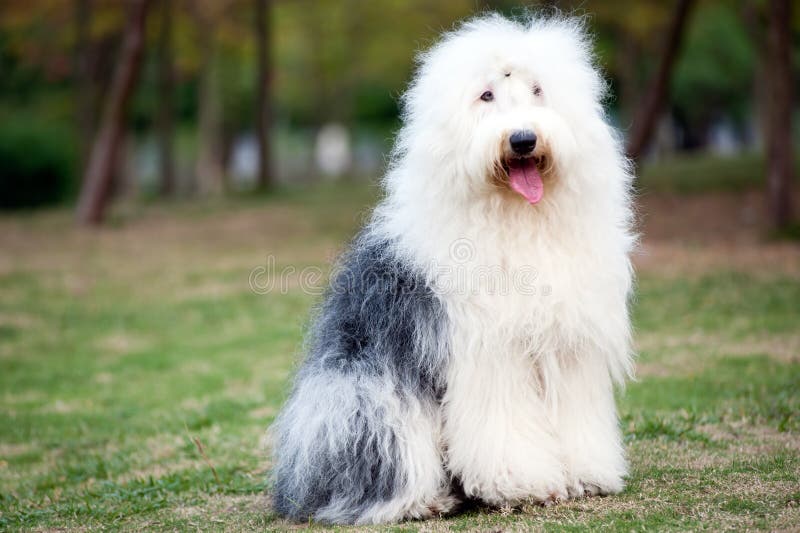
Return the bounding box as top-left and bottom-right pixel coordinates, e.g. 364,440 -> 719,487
503,156 -> 545,205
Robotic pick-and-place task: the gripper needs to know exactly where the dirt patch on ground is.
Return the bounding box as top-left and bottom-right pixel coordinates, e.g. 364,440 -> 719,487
634,189 -> 800,278
1,188 -> 797,282
637,189 -> 768,245
634,240 -> 800,279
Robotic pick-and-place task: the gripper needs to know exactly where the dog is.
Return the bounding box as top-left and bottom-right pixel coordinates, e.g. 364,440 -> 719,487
270,13 -> 635,525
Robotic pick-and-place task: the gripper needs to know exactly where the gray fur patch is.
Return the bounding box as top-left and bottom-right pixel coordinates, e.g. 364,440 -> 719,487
271,232 -> 449,523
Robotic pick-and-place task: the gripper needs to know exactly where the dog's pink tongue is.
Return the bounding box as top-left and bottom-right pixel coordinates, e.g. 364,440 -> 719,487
508,159 -> 543,204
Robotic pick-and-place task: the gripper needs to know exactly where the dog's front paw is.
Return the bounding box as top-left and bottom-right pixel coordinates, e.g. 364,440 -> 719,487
566,476 -> 623,499
463,466 -> 568,508
494,484 -> 569,508
540,489 -> 568,507
531,483 -> 569,507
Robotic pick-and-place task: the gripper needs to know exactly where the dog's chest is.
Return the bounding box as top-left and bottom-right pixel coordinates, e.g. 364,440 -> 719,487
437,238 -> 624,354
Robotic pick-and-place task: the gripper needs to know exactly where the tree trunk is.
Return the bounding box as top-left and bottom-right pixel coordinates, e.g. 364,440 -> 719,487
625,0 -> 695,161
157,0 -> 176,197
765,0 -> 793,229
616,30 -> 640,129
193,5 -> 224,196
255,0 -> 273,190
74,0 -> 94,175
76,0 -> 150,225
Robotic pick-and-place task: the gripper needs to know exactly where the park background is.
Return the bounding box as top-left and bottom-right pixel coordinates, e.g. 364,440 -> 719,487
0,0 -> 798,530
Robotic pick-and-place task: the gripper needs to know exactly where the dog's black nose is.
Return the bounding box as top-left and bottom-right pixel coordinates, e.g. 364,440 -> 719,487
510,130 -> 537,155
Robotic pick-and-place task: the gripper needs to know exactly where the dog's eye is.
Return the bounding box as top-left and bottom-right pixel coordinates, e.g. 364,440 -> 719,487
480,91 -> 494,102
533,85 -> 542,97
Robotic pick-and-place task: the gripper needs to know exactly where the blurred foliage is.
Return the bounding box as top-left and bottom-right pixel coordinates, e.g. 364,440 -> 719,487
1,0 -> 797,127
0,110 -> 77,209
0,0 -> 797,207
672,2 -> 756,131
2,1 -> 792,131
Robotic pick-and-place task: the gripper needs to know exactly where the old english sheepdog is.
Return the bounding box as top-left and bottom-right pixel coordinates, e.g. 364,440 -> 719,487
270,13 -> 635,525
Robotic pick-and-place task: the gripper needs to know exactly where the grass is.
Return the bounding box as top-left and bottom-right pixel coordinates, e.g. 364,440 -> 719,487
1,174 -> 798,531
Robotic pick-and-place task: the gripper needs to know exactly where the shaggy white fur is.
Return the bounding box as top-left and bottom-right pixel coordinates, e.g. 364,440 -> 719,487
271,12 -> 635,524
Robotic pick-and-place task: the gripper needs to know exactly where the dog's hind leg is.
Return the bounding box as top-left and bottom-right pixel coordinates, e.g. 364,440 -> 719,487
271,371 -> 455,525
354,385 -> 458,524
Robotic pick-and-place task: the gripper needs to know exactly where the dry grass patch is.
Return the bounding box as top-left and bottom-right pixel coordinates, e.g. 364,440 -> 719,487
636,331 -> 800,377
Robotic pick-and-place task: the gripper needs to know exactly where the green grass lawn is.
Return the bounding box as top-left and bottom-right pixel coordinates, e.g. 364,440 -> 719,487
1,181 -> 798,531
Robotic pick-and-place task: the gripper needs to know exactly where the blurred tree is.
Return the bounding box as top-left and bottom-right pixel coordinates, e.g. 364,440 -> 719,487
671,1 -> 755,148
272,0 -> 475,127
573,2 -> 674,126
626,0 -> 695,161
764,0 -> 793,228
156,0 -> 175,196
3,0 -> 795,206
76,0 -> 150,224
255,0 -> 273,190
73,0 -> 94,174
192,0 -> 226,195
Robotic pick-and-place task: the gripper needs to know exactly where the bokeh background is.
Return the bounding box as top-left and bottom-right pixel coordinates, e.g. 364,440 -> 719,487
0,1 -> 798,531
0,0 -> 796,212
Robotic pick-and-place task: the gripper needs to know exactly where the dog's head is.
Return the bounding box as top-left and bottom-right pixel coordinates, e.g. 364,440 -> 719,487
394,14 -> 612,207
